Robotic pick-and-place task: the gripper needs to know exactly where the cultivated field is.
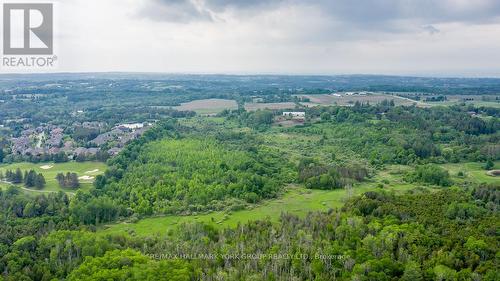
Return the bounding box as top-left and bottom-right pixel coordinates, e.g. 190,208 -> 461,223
0,161 -> 107,194
174,98 -> 238,114
244,102 -> 299,111
425,95 -> 500,108
298,93 -> 422,107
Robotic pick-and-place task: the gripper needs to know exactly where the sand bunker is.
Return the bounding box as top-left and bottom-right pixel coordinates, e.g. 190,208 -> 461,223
40,165 -> 53,170
85,169 -> 99,174
486,170 -> 500,177
78,175 -> 94,180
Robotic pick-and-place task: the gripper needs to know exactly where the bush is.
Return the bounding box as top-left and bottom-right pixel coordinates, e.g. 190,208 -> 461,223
484,159 -> 494,170
405,164 -> 452,186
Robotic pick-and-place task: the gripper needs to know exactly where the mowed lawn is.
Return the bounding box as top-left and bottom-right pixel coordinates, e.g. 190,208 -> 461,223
0,161 -> 107,194
100,168 -> 419,237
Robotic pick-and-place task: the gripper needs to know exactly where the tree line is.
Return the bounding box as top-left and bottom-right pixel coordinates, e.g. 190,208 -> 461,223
1,168 -> 46,189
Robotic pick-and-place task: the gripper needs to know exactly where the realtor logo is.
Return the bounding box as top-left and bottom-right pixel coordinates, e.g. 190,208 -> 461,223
3,3 -> 53,55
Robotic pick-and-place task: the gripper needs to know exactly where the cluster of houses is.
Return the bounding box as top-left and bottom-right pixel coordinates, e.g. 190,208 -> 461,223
90,123 -> 149,155
11,126 -> 64,156
10,123 -> 150,158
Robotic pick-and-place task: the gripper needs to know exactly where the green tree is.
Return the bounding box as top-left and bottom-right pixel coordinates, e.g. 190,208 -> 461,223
24,170 -> 37,187
67,249 -> 192,281
249,110 -> 273,127
406,164 -> 452,186
484,159 -> 494,170
320,112 -> 331,121
433,265 -> 457,281
13,168 -> 23,184
34,173 -> 46,189
22,202 -> 37,217
56,172 -> 80,188
401,261 -> 423,281
56,172 -> 65,186
68,173 -> 80,188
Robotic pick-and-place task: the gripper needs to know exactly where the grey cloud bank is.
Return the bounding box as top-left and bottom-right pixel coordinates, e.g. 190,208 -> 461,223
3,0 -> 499,76
141,0 -> 500,25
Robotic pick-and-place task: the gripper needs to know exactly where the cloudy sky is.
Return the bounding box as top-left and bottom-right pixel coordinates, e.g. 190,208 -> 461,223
11,0 -> 500,76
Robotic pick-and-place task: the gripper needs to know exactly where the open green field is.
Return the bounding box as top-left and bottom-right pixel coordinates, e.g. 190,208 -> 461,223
99,166 -> 420,236
441,161 -> 500,184
0,161 -> 107,194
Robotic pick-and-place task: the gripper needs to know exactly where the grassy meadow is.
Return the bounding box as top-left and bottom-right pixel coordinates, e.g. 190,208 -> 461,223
99,160 -> 498,237
442,161 -> 500,184
99,165 -> 426,236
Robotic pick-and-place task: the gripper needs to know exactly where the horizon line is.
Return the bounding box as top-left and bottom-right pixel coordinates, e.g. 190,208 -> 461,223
0,71 -> 500,80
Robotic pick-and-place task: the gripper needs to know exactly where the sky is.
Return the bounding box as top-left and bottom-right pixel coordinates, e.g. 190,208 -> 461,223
4,0 -> 500,76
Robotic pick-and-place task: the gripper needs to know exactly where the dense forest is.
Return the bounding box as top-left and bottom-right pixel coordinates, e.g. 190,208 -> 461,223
0,184 -> 497,280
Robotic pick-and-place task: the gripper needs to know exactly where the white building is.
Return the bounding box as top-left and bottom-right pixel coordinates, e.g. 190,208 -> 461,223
283,112 -> 306,118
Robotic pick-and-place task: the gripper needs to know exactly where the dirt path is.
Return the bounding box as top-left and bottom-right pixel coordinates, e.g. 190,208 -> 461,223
1,180 -> 75,195
18,185 -> 75,195
391,95 -> 430,107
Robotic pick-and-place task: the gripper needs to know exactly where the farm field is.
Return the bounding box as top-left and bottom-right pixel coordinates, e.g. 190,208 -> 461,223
174,98 -> 238,114
244,102 -> 299,111
426,98 -> 500,108
298,93 -> 423,107
0,161 -> 107,194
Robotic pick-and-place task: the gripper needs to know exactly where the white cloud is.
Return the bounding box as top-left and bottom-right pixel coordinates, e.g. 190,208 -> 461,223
14,0 -> 500,76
